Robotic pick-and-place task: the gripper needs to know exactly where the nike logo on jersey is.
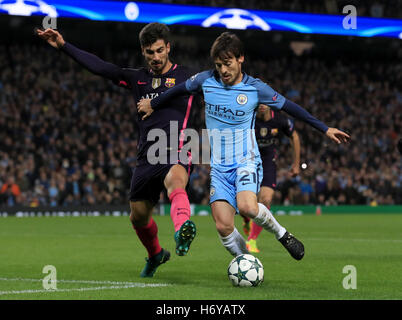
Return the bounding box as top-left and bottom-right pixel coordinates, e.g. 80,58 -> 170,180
137,81 -> 147,85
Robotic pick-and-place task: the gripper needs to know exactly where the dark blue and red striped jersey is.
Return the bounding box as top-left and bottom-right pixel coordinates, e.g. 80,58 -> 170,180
115,65 -> 195,164
61,42 -> 195,165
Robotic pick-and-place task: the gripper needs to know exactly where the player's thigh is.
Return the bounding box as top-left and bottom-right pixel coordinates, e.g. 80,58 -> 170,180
129,200 -> 154,227
236,190 -> 259,218
258,186 -> 275,208
129,164 -> 164,206
210,168 -> 237,211
236,164 -> 261,217
211,200 -> 236,237
260,158 -> 277,190
163,164 -> 189,197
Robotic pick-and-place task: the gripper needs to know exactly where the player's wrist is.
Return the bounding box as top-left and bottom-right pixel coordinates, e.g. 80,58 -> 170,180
57,40 -> 66,49
150,99 -> 158,110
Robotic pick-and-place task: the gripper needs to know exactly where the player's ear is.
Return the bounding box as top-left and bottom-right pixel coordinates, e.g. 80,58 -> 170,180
238,55 -> 244,64
166,42 -> 171,54
141,46 -> 145,57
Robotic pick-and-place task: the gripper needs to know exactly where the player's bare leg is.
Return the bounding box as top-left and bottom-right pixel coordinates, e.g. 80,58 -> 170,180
130,200 -> 170,277
164,164 -> 196,256
211,200 -> 248,256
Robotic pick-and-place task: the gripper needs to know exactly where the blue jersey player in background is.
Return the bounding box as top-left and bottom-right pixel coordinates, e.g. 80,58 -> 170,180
37,23 -> 197,278
138,32 -> 350,260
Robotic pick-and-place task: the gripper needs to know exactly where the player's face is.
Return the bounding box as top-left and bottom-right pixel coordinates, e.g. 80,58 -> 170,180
142,39 -> 171,74
257,104 -> 270,119
214,54 -> 244,86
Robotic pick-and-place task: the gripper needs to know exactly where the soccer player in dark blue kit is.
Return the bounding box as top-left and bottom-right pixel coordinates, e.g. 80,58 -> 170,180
243,104 -> 301,254
37,23 -> 197,277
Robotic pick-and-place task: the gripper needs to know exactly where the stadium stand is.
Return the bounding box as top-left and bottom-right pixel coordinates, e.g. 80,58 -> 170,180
0,6 -> 401,207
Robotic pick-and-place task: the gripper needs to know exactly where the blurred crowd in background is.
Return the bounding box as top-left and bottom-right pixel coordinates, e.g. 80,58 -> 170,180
0,30 -> 401,208
143,0 -> 402,19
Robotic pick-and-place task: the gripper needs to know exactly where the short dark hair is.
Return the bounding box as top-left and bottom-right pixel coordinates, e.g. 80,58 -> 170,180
210,32 -> 244,61
139,23 -> 171,47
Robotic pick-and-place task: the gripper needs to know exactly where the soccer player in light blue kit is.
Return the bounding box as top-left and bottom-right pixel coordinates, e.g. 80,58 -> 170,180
138,32 -> 350,259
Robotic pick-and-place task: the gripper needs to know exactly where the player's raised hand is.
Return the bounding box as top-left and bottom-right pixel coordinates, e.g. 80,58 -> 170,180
325,127 -> 350,144
137,98 -> 153,120
36,28 -> 65,49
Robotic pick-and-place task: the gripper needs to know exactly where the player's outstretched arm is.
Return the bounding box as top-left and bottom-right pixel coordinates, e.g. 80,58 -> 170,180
137,70 -> 211,120
256,81 -> 350,145
36,28 -> 125,82
281,100 -> 350,144
137,82 -> 190,120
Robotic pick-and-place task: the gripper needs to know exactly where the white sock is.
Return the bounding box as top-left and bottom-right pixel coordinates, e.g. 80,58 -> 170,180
253,203 -> 286,240
218,227 -> 249,257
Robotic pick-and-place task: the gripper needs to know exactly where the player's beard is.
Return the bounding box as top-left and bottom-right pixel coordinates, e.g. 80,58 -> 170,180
222,69 -> 241,86
150,57 -> 167,74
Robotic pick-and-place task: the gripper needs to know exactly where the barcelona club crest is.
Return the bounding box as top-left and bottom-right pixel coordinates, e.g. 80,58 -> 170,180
165,78 -> 176,88
152,78 -> 161,89
260,128 -> 268,137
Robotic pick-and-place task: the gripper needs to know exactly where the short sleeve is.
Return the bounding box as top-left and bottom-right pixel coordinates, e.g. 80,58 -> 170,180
185,70 -> 213,94
254,80 -> 286,110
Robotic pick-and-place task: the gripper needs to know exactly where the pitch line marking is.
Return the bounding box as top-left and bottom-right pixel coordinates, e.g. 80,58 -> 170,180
0,277 -> 170,285
0,277 -> 171,295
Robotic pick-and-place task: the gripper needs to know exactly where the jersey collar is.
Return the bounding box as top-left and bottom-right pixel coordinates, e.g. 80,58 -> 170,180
217,72 -> 249,87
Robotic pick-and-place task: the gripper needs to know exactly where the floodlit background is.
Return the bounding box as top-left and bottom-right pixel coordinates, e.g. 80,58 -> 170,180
0,0 -> 401,210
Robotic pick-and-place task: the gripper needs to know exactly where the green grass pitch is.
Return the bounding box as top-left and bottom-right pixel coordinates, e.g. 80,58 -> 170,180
1,213 -> 402,300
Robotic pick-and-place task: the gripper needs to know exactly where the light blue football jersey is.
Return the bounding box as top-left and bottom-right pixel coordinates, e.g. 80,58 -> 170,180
185,70 -> 286,171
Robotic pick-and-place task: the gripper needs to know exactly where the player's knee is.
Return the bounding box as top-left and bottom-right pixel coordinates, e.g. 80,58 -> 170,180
259,195 -> 273,208
215,221 -> 234,237
129,211 -> 149,227
238,202 -> 259,218
166,178 -> 187,197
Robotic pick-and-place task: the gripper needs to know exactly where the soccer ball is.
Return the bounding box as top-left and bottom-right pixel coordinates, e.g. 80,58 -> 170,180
227,254 -> 264,287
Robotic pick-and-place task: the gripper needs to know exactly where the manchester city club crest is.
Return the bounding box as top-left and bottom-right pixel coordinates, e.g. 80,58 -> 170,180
260,127 -> 268,137
236,94 -> 248,105
165,78 -> 176,88
210,187 -> 215,196
152,78 -> 161,89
